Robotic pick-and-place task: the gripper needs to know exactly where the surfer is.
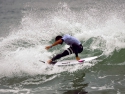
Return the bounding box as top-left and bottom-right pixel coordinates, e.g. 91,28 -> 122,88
45,34 -> 83,64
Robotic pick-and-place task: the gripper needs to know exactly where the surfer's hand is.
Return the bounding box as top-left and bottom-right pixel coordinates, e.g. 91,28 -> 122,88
45,46 -> 52,50
76,57 -> 80,61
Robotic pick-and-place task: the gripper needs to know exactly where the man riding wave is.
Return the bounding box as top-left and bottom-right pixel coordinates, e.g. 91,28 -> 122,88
45,34 -> 83,64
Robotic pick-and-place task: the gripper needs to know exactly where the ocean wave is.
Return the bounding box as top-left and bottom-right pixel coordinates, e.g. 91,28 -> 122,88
0,2 -> 125,83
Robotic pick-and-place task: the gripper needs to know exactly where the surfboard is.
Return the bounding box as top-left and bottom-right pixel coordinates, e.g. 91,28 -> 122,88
40,55 -> 101,66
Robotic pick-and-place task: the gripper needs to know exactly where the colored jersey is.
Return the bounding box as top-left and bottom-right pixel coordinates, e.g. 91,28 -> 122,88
62,34 -> 81,46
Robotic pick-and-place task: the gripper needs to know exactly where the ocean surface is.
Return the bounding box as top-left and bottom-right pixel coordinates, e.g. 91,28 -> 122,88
0,0 -> 125,94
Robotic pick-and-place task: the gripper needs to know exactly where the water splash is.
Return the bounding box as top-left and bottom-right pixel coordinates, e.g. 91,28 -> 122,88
0,3 -> 125,78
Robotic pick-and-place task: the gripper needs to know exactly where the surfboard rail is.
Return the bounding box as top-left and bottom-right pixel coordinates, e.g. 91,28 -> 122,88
39,54 -> 102,66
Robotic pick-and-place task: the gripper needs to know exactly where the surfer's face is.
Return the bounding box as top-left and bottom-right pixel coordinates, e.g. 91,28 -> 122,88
60,41 -> 63,45
56,38 -> 63,45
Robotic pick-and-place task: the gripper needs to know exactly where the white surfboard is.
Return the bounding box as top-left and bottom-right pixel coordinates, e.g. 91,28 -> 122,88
40,55 -> 102,66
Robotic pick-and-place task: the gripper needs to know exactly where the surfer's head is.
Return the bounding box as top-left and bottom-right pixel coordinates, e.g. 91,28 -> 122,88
55,35 -> 62,41
55,35 -> 63,44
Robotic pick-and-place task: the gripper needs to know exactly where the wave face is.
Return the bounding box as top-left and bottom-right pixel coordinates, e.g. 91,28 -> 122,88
0,0 -> 125,94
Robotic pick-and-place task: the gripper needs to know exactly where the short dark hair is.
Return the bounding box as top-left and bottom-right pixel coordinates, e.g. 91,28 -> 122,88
55,35 -> 62,41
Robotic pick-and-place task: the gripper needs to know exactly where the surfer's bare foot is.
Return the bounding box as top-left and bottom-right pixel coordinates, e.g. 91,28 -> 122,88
76,56 -> 80,61
47,60 -> 52,64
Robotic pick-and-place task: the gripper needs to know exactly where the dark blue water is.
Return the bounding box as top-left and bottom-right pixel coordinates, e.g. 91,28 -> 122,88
0,0 -> 125,94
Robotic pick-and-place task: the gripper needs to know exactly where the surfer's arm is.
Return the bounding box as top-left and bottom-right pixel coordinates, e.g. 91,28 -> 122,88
51,39 -> 63,47
45,39 -> 63,50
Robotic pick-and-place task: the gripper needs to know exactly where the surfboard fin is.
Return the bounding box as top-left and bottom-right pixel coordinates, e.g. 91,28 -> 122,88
39,60 -> 57,65
39,60 -> 45,63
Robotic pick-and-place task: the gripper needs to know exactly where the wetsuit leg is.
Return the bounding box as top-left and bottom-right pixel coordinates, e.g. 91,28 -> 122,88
51,44 -> 83,61
52,50 -> 69,61
71,43 -> 83,57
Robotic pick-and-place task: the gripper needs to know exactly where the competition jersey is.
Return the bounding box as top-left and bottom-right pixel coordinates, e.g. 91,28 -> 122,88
62,34 -> 81,46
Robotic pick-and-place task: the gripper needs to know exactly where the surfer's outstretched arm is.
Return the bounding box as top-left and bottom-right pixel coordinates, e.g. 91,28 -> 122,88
45,39 -> 63,50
